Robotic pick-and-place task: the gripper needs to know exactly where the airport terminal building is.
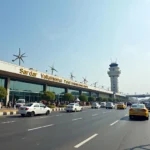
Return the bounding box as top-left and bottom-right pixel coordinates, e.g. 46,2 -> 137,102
0,60 -> 125,104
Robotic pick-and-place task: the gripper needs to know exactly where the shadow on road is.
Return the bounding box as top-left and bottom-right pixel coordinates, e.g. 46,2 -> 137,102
120,116 -> 147,121
124,144 -> 150,150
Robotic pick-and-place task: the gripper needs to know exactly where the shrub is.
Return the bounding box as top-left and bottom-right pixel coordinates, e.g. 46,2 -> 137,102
62,93 -> 74,102
79,94 -> 88,102
41,91 -> 55,102
88,96 -> 96,102
48,105 -> 56,108
59,104 -> 67,108
0,86 -> 7,99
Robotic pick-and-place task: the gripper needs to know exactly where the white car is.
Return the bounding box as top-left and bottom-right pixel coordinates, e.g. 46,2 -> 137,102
19,103 -> 52,117
66,103 -> 83,112
16,99 -> 26,108
100,102 -> 106,108
106,102 -> 115,109
91,102 -> 101,109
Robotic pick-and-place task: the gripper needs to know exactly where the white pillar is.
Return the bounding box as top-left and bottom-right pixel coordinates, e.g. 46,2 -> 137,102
6,77 -> 10,105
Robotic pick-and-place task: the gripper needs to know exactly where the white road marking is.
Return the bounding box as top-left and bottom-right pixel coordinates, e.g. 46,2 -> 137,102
28,124 -> 54,131
82,111 -> 86,112
1,121 -> 15,124
74,134 -> 98,148
39,116 -> 47,119
92,114 -> 98,116
125,114 -> 128,116
110,120 -> 119,126
56,114 -> 62,116
72,118 -> 82,121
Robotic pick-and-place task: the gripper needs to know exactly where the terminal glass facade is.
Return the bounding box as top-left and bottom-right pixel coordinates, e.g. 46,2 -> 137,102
68,89 -> 79,97
47,86 -> 65,101
0,77 -> 5,87
91,92 -> 97,98
47,86 -> 65,95
9,80 -> 43,102
82,91 -> 90,96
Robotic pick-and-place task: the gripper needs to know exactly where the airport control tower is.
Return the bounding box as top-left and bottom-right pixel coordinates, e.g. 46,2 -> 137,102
107,62 -> 121,93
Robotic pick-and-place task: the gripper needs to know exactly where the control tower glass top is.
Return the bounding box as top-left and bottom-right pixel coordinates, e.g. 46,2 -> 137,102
109,63 -> 118,67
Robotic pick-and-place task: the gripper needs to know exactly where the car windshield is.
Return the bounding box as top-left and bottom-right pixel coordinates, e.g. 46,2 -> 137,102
132,104 -> 144,108
68,103 -> 75,105
17,100 -> 24,103
24,103 -> 33,107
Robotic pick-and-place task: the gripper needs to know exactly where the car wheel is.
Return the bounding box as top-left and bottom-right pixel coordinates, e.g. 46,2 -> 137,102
129,115 -> 132,120
30,111 -> 35,117
66,110 -> 69,112
46,110 -> 50,115
21,114 -> 25,117
146,116 -> 149,120
80,108 -> 83,111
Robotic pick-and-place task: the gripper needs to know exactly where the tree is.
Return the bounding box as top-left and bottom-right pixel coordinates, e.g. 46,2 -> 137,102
102,98 -> 108,102
62,93 -> 74,102
108,98 -> 113,102
0,86 -> 7,99
96,97 -> 103,102
41,91 -> 55,102
88,96 -> 96,102
79,94 -> 88,102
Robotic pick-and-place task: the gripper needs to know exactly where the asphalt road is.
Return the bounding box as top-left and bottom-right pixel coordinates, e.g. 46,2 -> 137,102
0,107 -> 150,150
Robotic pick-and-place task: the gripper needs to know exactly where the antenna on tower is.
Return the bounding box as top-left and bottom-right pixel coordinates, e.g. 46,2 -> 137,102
110,58 -> 112,63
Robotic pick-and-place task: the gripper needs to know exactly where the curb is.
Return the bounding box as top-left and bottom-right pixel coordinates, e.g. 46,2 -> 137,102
0,106 -> 91,116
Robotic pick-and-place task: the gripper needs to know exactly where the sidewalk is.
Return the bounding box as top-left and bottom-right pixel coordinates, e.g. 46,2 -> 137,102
0,106 -> 91,116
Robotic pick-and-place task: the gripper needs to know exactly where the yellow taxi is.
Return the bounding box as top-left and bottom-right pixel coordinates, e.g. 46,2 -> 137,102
117,102 -> 127,109
129,104 -> 149,120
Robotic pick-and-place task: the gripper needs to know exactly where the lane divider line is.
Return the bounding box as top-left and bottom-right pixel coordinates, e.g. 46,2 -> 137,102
28,124 -> 54,131
74,133 -> 98,148
72,118 -> 82,121
110,120 -> 119,126
1,121 -> 15,124
82,111 -> 87,112
56,114 -> 62,116
92,114 -> 98,116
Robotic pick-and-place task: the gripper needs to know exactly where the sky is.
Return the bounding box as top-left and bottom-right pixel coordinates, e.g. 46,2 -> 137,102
0,0 -> 150,94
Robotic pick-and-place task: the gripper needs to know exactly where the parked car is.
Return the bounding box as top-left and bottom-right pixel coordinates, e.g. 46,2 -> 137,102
106,102 -> 115,109
91,102 -> 100,109
100,102 -> 106,108
66,103 -> 83,112
19,103 -> 52,117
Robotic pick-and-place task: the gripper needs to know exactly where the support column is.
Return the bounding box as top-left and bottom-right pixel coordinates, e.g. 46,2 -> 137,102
89,91 -> 92,97
6,77 -> 10,105
43,84 -> 48,92
97,93 -> 100,98
65,88 -> 68,93
79,90 -> 82,95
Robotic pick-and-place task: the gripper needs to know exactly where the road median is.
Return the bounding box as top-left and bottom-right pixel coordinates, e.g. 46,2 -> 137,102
0,106 -> 91,116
